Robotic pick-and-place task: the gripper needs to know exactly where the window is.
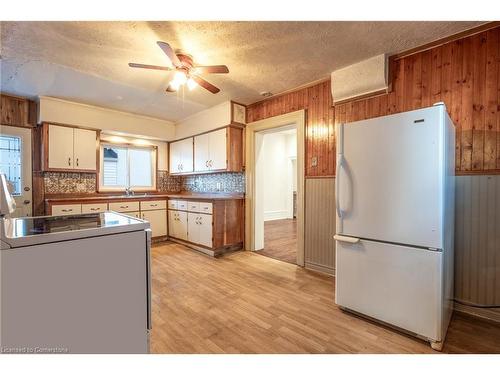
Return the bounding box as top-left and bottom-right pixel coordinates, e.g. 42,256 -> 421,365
0,135 -> 22,196
99,144 -> 157,191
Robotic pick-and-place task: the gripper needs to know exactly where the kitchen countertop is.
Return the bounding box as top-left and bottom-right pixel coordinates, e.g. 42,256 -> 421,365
45,192 -> 245,203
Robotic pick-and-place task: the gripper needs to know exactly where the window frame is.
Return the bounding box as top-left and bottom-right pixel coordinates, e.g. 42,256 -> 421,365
98,142 -> 158,192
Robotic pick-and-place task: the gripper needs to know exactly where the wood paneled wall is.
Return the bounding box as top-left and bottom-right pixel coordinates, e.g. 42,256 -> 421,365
0,93 -> 37,128
304,178 -> 336,274
455,175 -> 500,307
247,25 -> 500,176
247,80 -> 335,177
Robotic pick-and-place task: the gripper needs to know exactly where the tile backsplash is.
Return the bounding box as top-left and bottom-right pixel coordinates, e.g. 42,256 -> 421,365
157,171 -> 182,192
44,171 -> 245,194
182,172 -> 245,193
44,172 -> 96,194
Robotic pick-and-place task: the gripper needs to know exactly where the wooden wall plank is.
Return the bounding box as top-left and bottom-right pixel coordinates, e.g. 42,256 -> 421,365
247,26 -> 500,176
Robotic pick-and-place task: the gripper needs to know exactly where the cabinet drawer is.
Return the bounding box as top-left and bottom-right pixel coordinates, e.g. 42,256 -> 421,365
109,201 -> 140,213
187,201 -> 200,212
199,202 -> 213,214
51,204 -> 82,216
177,200 -> 188,211
167,200 -> 178,210
141,200 -> 167,211
81,203 -> 108,214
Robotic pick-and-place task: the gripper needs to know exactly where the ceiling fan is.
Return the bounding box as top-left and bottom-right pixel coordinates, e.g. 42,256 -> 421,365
128,41 -> 229,94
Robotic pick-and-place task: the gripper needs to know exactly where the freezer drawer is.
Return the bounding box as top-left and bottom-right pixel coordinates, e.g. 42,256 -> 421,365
335,238 -> 443,341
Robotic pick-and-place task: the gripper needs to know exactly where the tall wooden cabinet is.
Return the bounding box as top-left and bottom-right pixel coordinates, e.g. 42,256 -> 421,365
42,123 -> 99,172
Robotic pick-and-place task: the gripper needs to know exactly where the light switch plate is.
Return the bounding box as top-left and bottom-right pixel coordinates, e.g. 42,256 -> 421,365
311,156 -> 318,167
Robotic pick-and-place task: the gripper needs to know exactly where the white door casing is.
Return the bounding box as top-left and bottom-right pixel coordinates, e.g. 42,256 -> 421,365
245,110 -> 305,266
0,125 -> 32,217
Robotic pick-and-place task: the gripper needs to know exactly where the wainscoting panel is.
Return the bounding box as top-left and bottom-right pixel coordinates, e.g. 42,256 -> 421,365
304,178 -> 336,274
455,175 -> 500,308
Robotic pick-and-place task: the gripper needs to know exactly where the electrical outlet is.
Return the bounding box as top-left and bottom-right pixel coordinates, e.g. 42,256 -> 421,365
311,156 -> 318,167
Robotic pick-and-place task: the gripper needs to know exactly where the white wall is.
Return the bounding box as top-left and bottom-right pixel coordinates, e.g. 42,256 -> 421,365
258,130 -> 297,221
174,101 -> 232,139
39,96 -> 176,141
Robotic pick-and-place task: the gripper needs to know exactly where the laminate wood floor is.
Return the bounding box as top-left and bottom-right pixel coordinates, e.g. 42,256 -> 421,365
257,219 -> 297,264
150,242 -> 500,354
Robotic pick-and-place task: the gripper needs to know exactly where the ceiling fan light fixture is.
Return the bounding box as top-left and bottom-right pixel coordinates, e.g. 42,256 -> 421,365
187,77 -> 198,91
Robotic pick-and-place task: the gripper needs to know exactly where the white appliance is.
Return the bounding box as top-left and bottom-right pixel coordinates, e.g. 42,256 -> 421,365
334,103 -> 455,351
0,177 -> 152,353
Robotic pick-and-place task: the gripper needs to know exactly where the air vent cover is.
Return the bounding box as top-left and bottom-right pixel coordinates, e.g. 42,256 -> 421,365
331,54 -> 389,103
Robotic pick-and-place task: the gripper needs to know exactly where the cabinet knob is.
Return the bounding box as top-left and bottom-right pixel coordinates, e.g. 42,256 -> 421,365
76,158 -> 79,167
68,157 -> 71,166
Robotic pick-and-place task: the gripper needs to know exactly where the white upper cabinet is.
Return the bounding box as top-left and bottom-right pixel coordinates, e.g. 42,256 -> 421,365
46,124 -> 98,171
194,128 -> 227,172
48,125 -> 74,169
194,133 -> 210,172
169,137 -> 193,174
169,125 -> 243,175
208,128 -> 227,170
73,128 -> 97,170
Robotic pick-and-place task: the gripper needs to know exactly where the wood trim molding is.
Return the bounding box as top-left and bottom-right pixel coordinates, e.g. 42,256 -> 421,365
245,109 -> 306,267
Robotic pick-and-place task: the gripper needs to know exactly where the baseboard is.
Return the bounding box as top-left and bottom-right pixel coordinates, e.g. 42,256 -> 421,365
263,210 -> 291,221
453,302 -> 500,324
305,261 -> 335,276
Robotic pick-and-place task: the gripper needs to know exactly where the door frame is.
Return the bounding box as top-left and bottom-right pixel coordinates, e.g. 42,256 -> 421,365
0,124 -> 33,217
245,110 -> 305,266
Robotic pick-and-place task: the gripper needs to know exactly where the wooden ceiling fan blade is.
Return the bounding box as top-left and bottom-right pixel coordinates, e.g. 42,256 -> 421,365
193,65 -> 229,74
157,41 -> 182,68
128,62 -> 172,71
191,75 -> 220,94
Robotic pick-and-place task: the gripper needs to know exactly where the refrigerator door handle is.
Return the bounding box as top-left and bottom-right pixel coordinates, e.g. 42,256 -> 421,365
335,154 -> 345,219
334,234 -> 360,244
145,228 -> 152,330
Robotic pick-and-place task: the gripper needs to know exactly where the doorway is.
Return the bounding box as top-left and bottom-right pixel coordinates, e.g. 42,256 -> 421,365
245,110 -> 305,266
255,126 -> 297,264
0,125 -> 33,217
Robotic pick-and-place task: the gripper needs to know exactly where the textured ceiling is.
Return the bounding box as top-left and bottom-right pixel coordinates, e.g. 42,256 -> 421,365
0,21 -> 483,122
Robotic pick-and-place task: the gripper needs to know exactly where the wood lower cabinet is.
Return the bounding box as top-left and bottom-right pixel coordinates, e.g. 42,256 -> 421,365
142,209 -> 167,237
168,198 -> 244,256
48,198 -> 167,238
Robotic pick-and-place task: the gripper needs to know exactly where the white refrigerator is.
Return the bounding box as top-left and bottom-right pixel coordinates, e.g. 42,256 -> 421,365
334,103 -> 455,351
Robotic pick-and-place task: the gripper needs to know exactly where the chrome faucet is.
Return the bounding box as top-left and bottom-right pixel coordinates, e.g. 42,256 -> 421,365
125,186 -> 134,196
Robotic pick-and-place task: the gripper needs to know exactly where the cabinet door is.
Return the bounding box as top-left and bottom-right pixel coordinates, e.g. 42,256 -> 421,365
128,211 -> 141,219
142,209 -> 167,237
176,211 -> 188,240
168,210 -> 177,238
209,128 -> 227,170
198,213 -> 213,248
48,125 -> 74,169
187,212 -> 199,244
194,133 -> 210,172
180,138 -> 194,173
169,141 -> 182,173
73,128 -> 97,170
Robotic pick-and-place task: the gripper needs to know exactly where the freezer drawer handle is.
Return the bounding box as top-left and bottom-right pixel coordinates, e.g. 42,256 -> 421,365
334,235 -> 360,244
